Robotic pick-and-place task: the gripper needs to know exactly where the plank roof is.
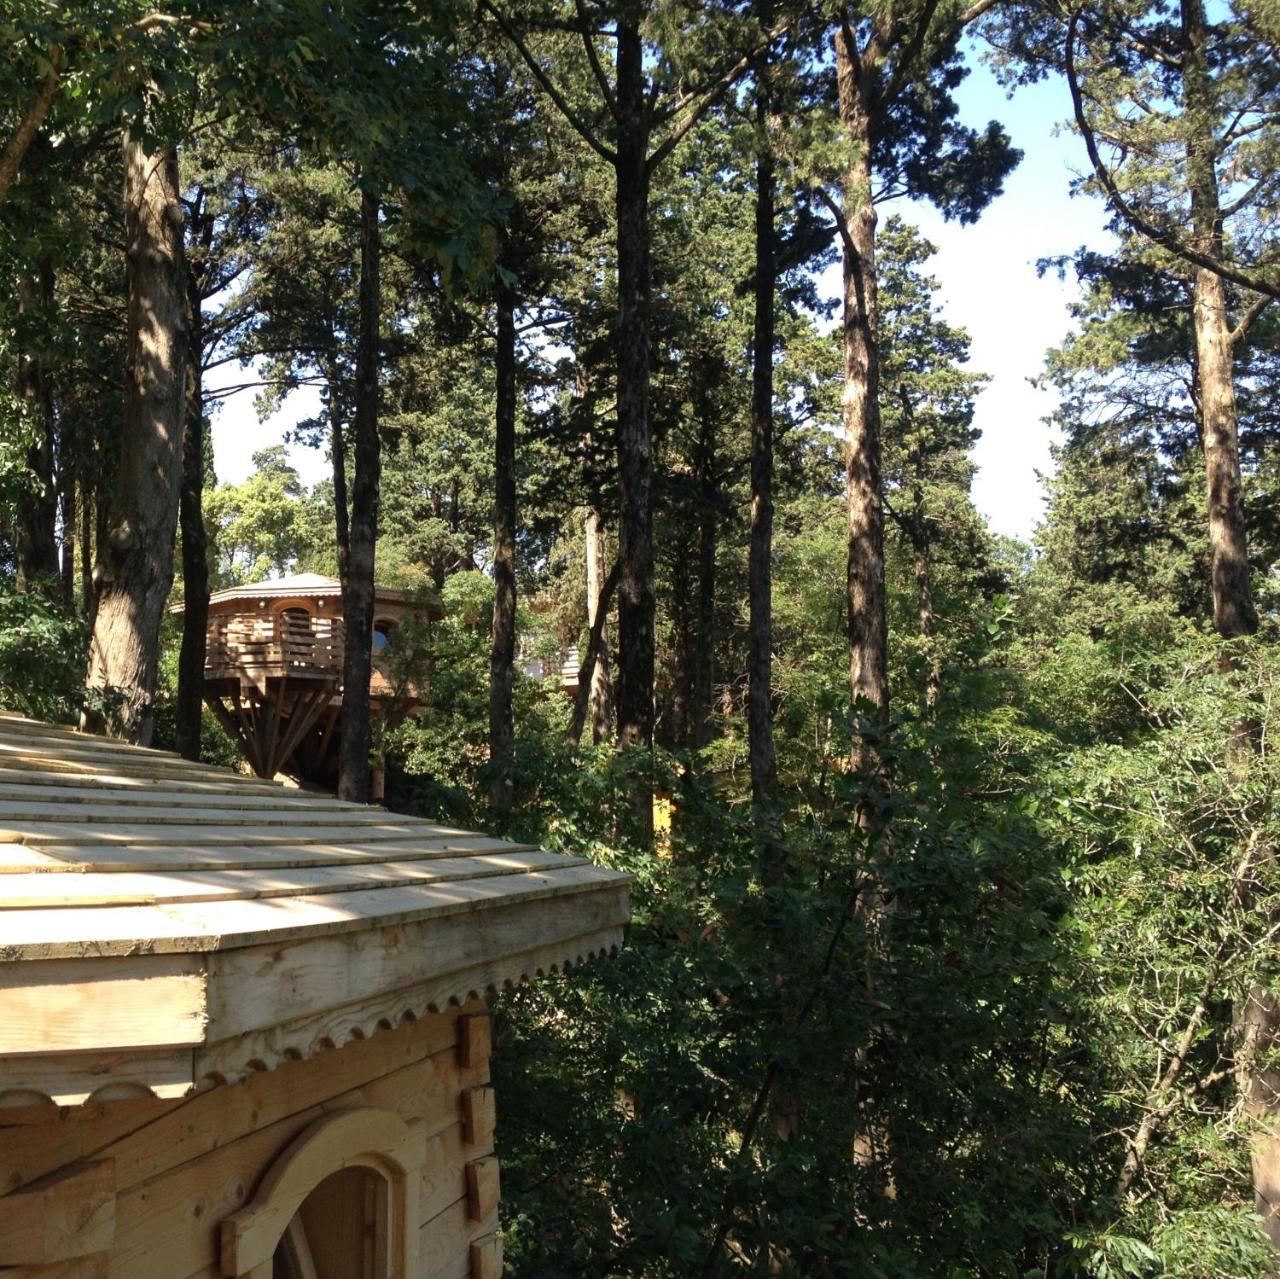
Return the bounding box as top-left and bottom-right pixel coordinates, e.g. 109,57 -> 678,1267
0,712 -> 629,1108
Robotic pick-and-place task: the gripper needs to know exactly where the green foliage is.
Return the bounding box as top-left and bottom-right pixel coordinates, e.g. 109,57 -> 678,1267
0,587 -> 99,723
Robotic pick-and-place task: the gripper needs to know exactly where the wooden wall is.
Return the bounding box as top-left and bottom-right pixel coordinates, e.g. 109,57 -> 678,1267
0,1002 -> 500,1279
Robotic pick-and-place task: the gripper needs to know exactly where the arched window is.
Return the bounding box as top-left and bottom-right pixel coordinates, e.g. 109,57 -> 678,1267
372,620 -> 396,656
221,1108 -> 423,1279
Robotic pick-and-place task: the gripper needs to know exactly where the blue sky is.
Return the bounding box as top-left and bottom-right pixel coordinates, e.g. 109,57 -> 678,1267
209,47 -> 1114,544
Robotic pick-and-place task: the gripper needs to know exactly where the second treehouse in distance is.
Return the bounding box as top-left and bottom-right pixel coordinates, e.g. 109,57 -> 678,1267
191,573 -> 439,786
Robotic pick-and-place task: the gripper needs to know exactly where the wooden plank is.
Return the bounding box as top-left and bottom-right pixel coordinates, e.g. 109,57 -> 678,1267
464,1158 -> 499,1224
204,892 -> 626,1040
0,866 -> 630,960
419,1197 -> 496,1279
0,801 -> 400,827
0,819 -> 468,850
0,1009 -> 470,1196
0,781 -> 351,813
457,1017 -> 491,1071
470,1234 -> 502,1279
0,851 -> 581,909
0,720 -> 180,759
0,765 -> 281,795
0,1256 -> 108,1279
194,925 -> 616,1085
0,1161 -> 114,1265
0,954 -> 206,1053
0,836 -> 537,876
460,1086 -> 496,1147
0,1049 -> 195,1110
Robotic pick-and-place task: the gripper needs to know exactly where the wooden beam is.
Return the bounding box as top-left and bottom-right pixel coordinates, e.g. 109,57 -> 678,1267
460,1085 -> 496,1147
464,1157 -> 499,1224
470,1233 -> 503,1279
457,1015 -> 491,1071
0,1161 -> 115,1265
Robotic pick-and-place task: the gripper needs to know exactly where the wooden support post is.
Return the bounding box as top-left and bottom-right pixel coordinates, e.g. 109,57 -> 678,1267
464,1157 -> 500,1224
461,1084 -> 496,1146
470,1233 -> 503,1279
457,1013 -> 491,1070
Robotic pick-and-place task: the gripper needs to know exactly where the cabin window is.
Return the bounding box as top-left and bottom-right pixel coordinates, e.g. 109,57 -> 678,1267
221,1108 -> 421,1279
274,1166 -> 388,1279
372,620 -> 395,654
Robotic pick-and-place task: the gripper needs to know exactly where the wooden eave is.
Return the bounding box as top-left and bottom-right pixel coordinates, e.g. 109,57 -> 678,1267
0,713 -> 629,1109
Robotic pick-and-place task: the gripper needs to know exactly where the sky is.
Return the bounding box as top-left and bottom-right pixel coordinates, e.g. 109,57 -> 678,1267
208,48 -> 1114,544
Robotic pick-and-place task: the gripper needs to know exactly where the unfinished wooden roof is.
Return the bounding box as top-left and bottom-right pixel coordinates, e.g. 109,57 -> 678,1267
204,573 -> 417,607
0,713 -> 629,1108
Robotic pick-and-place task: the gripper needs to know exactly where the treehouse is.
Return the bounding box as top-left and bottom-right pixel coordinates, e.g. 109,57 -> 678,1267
0,711 -> 629,1279
195,573 -> 438,785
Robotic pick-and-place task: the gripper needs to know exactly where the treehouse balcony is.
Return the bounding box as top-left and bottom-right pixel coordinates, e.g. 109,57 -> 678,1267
178,573 -> 437,786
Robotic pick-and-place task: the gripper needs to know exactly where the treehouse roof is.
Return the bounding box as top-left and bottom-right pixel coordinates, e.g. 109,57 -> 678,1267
0,712 -> 629,1109
203,573 -> 419,608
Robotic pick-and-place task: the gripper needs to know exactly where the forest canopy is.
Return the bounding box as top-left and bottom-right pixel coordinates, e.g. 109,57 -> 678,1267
2,0 -> 1280,1274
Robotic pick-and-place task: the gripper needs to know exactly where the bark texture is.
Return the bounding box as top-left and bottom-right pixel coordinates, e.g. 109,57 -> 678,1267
15,265 -> 59,592
1183,0 -> 1256,641
85,137 -> 187,744
693,404 -> 717,751
614,11 -> 655,762
175,230 -> 210,762
909,443 -> 941,708
570,556 -> 622,748
585,503 -> 614,742
749,64 -> 781,880
836,27 -> 890,748
337,191 -> 381,803
488,278 -> 518,813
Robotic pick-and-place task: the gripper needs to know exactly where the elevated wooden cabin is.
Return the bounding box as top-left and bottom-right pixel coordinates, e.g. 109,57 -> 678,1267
0,712 -> 629,1279
195,574 -> 438,783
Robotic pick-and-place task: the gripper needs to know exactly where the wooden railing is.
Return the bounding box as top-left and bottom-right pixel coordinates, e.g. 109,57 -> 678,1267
206,613 -> 346,677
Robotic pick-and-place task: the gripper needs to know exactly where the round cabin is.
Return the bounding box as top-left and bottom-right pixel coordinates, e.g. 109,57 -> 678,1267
0,712 -> 629,1279
194,574 -> 439,786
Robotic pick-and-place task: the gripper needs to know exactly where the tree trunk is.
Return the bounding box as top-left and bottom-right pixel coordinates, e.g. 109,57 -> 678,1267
1181,0 -> 1269,1241
84,137 -> 187,744
175,246 -> 209,761
670,547 -> 694,751
337,190 -> 381,804
585,503 -> 614,742
488,278 -> 517,814
58,444 -> 74,606
837,29 -> 890,754
911,447 -> 941,708
1182,0 -> 1256,642
570,556 -> 622,748
327,347 -> 350,566
15,265 -> 59,592
693,414 -> 716,751
614,11 -> 655,772
750,59 -> 782,882
79,482 -> 93,617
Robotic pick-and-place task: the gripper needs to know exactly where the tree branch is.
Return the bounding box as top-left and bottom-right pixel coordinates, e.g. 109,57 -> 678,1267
479,0 -> 617,165
1230,293 -> 1272,346
647,15 -> 794,174
0,45 -> 62,207
574,0 -> 619,122
811,185 -> 857,260
1065,11 -> 1280,299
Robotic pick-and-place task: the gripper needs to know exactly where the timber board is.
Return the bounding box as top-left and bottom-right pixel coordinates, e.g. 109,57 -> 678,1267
0,850 -> 584,908
1,867 -> 629,959
0,836 -> 538,875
